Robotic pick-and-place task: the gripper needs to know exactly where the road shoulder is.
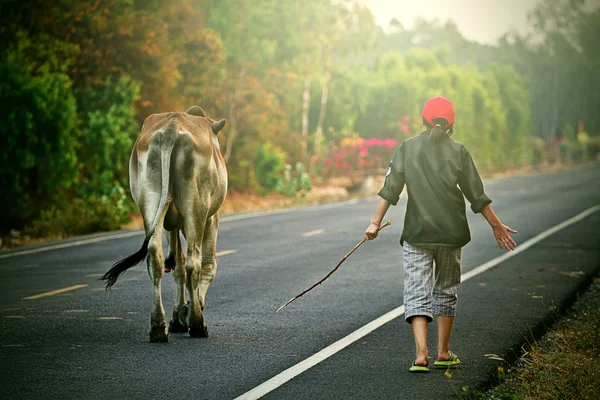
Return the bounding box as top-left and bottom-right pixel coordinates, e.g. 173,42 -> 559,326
483,273 -> 600,399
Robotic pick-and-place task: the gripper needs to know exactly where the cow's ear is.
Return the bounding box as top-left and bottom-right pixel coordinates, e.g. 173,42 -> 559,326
185,105 -> 206,117
212,119 -> 226,135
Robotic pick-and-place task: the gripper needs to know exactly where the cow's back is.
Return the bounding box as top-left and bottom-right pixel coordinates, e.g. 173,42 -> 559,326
130,112 -> 226,217
136,112 -> 214,152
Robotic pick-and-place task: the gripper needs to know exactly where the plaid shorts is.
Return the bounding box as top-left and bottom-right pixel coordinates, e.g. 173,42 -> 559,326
402,241 -> 462,324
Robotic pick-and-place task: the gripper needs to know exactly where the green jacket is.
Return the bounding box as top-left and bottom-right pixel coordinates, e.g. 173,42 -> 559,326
378,132 -> 491,248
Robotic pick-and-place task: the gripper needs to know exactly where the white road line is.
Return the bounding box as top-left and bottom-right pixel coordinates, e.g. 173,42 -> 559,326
236,305 -> 405,400
461,204 -> 600,282
217,250 -> 237,257
234,204 -> 600,400
22,284 -> 89,300
302,229 -> 324,237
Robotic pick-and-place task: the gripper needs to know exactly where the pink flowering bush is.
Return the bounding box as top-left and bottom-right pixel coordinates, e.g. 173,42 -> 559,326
322,135 -> 400,183
396,115 -> 412,136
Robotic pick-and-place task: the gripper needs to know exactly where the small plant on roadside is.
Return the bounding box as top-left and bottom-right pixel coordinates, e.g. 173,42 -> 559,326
276,162 -> 311,198
254,143 -> 286,193
26,185 -> 135,238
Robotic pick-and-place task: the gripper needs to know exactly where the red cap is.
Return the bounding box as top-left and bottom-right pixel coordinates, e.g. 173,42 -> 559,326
422,96 -> 455,127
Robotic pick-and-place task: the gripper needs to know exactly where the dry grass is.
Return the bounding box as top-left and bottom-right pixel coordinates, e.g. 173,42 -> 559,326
475,276 -> 600,400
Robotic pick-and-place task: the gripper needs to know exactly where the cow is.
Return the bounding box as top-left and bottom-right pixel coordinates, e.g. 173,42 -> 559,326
102,106 -> 227,342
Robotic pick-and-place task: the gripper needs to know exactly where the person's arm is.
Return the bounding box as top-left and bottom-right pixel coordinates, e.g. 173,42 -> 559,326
365,144 -> 405,240
457,146 -> 492,214
457,146 -> 516,251
480,204 -> 517,251
364,197 -> 391,240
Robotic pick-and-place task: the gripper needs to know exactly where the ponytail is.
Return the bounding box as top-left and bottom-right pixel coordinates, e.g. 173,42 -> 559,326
424,117 -> 452,142
430,124 -> 446,142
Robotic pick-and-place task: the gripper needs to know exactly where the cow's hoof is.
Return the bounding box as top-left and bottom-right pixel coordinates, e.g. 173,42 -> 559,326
189,325 -> 209,338
149,326 -> 169,343
169,317 -> 188,333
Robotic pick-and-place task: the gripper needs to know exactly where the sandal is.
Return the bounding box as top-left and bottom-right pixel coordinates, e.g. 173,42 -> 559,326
434,350 -> 460,367
409,361 -> 430,373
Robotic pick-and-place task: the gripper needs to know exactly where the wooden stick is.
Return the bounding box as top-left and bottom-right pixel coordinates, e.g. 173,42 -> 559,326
276,220 -> 392,312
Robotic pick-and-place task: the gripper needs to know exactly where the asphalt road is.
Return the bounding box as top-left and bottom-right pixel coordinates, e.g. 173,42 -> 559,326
1,163 -> 599,400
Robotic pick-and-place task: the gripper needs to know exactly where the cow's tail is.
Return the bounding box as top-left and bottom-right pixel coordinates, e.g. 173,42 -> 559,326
102,123 -> 179,290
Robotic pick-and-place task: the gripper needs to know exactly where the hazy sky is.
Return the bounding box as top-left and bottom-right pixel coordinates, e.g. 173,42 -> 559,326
362,0 -> 543,44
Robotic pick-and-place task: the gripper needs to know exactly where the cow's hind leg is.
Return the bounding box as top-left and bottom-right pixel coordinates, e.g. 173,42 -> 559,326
198,214 -> 219,314
168,230 -> 188,333
183,204 -> 209,338
148,226 -> 168,342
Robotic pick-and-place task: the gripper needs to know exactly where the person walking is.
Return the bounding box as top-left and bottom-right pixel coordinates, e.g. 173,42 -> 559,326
364,96 -> 517,372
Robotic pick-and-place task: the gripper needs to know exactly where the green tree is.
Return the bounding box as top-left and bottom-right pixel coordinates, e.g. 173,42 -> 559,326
254,143 -> 286,192
0,34 -> 78,230
76,76 -> 141,199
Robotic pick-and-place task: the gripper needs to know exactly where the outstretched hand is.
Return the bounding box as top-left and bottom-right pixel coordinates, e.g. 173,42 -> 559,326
493,224 -> 517,251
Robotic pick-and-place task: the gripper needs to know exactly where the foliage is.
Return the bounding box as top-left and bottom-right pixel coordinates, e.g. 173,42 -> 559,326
253,143 -> 286,192
331,50 -> 534,173
323,135 -> 398,183
586,136 -> 600,160
26,187 -> 133,237
1,0 -> 599,237
487,277 -> 600,399
276,162 -> 312,198
76,75 -> 140,200
497,1 -> 600,139
0,34 -> 78,228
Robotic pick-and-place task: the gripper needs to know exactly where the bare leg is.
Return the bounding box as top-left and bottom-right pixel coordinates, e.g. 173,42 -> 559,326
432,246 -> 461,360
437,316 -> 454,360
411,316 -> 429,366
403,243 -> 434,366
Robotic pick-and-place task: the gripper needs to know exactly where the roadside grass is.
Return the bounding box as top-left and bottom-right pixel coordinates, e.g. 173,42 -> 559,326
454,275 -> 600,399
